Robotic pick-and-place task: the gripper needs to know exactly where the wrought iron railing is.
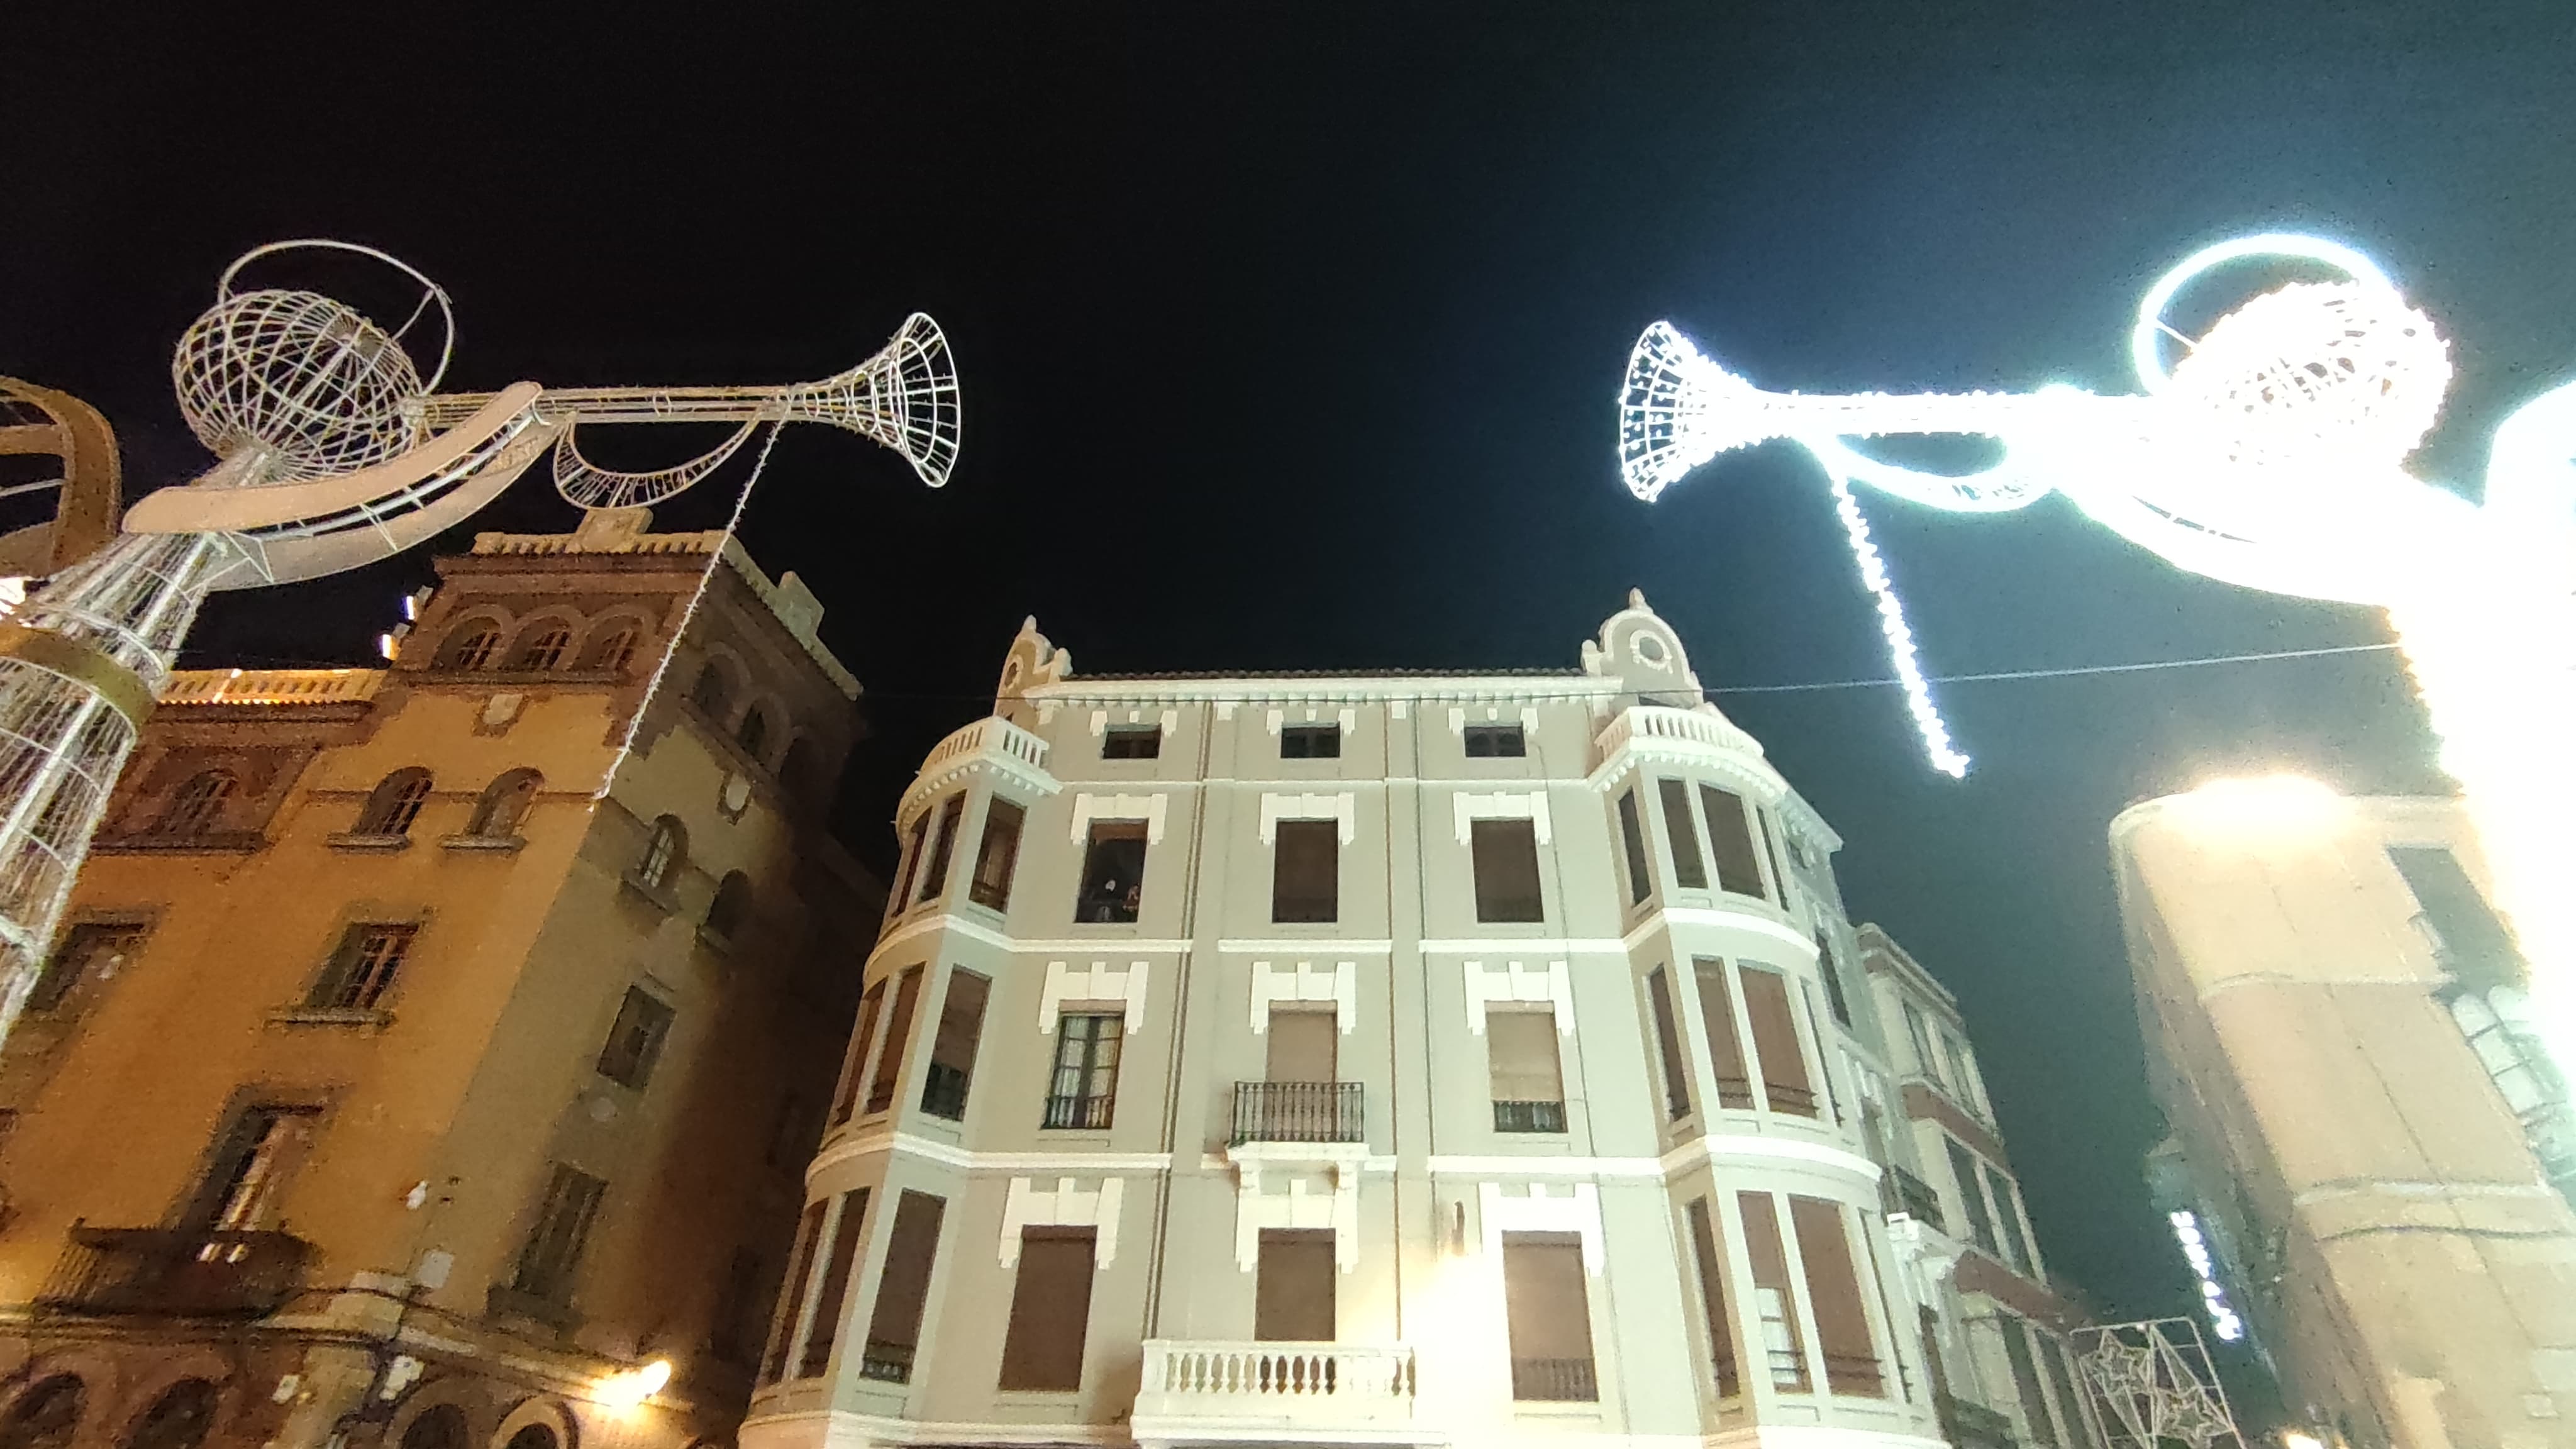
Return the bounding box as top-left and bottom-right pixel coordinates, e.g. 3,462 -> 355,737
919,1062 -> 969,1121
1883,1163 -> 1948,1231
1042,1093 -> 1114,1130
858,1339 -> 916,1384
1492,1099 -> 1567,1133
1231,1081 -> 1363,1145
1509,1356 -> 1599,1402
36,1225 -> 311,1318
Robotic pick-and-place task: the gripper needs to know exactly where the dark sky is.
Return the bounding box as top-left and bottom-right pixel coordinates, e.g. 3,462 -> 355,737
13,0 -> 2576,1335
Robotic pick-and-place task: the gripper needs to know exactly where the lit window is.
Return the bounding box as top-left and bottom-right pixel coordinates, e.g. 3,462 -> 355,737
635,816 -> 687,892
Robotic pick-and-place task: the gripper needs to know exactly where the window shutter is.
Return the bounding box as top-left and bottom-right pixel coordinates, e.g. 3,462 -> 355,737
1789,1196 -> 1883,1396
798,1189 -> 871,1377
1485,1011 -> 1563,1106
999,1229 -> 1096,1390
1272,819 -> 1340,923
1470,818 -> 1544,923
1698,786 -> 1767,898
865,968 -> 924,1114
1658,779 -> 1707,889
1645,967 -> 1692,1119
1254,1230 -> 1337,1341
864,1191 -> 947,1379
1738,967 -> 1816,1116
1686,1198 -> 1741,1397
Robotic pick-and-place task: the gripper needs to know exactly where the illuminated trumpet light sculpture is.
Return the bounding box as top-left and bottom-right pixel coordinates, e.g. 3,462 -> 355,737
1619,231 -> 2576,1101
0,240 -> 958,1045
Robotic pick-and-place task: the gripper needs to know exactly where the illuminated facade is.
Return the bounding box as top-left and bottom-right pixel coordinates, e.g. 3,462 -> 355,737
1860,927 -> 2101,1449
0,512 -> 878,1449
2111,784 -> 2576,1449
744,593 -> 1959,1449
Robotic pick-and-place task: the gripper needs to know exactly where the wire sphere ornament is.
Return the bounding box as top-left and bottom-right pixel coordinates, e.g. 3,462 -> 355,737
2164,280 -> 2453,472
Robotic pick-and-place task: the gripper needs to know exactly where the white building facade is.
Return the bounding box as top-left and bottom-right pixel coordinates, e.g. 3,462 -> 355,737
741,593 -> 1955,1449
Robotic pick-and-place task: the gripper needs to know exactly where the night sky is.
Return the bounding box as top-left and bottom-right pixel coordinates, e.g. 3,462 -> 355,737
13,1 -> 2576,1338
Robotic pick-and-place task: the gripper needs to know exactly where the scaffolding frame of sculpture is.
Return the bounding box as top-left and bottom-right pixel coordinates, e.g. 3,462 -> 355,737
1618,231 -> 2576,1122
0,239 -> 960,1043
2070,1318 -> 2248,1449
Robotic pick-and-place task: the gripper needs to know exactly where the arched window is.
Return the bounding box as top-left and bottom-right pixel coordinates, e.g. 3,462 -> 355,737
586,625 -> 641,672
503,1428 -> 557,1449
687,662 -> 733,719
440,623 -> 502,671
397,1405 -> 465,1449
0,1376 -> 83,1449
706,871 -> 755,940
512,625 -> 574,671
357,768 -> 434,836
123,1380 -> 217,1449
160,771 -> 236,836
467,769 -> 542,839
635,815 -> 687,892
736,706 -> 772,762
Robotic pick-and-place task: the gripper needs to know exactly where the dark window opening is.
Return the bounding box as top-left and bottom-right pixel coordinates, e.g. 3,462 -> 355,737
1272,818 -> 1340,923
864,967 -> 924,1115
687,663 -> 733,719
2389,845 -> 2525,989
189,1105 -> 318,1231
467,769 -> 540,838
440,624 -> 501,671
921,969 -> 990,1121
1077,821 -> 1148,923
999,1229 -> 1096,1391
1101,725 -> 1161,760
1616,789 -> 1651,904
30,922 -> 145,1014
1686,1199 -> 1742,1398
1280,724 -> 1341,758
705,871 -> 755,940
832,983 -> 886,1124
1646,967 -> 1693,1121
1696,957 -> 1757,1109
1463,724 -> 1526,757
1502,1235 -> 1597,1401
1738,1192 -> 1811,1391
760,1201 -> 827,1384
1,1377 -> 82,1449
597,987 -> 676,1089
635,816 -> 687,892
1470,818 -> 1544,923
1044,1013 -> 1122,1129
160,772 -> 236,836
309,923 -> 418,1011
1659,779 -> 1708,889
356,769 -> 433,836
1818,931 -> 1853,1028
1699,786 -> 1768,899
798,1188 -> 870,1377
1255,1230 -> 1337,1342
914,794 -> 966,906
510,1164 -> 607,1305
1791,1195 -> 1885,1397
736,706 -> 774,762
513,626 -> 572,671
585,625 -> 640,672
1740,966 -> 1818,1116
124,1379 -> 217,1449
969,798 -> 1025,911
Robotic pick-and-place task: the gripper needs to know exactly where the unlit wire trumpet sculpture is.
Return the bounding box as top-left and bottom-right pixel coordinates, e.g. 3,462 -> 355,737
0,239 -> 958,1042
1619,231 -> 2576,1101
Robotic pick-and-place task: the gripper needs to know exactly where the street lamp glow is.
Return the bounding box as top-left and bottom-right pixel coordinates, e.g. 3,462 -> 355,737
1619,231 -> 2576,1116
596,1358 -> 672,1408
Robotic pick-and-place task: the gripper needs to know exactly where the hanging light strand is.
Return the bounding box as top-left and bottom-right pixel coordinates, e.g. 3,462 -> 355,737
1825,468 -> 1970,777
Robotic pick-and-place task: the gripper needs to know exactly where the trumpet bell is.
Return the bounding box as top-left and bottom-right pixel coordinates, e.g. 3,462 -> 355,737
784,312 -> 962,489
1618,321 -> 1760,502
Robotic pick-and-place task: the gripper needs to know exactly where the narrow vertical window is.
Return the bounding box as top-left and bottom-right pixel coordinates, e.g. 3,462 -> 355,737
968,799 -> 1025,911
1758,807 -> 1792,903
635,815 -> 687,893
1698,786 -> 1767,898
1694,957 -> 1757,1109
29,923 -> 146,1014
1902,1002 -> 1940,1084
760,1201 -> 828,1384
1736,1192 -> 1810,1391
863,967 -> 924,1114
1998,1316 -> 2061,1447
1045,1013 -> 1123,1128
1272,818 -> 1340,923
921,969 -> 989,1121
1816,931 -> 1853,1027
1658,779 -> 1707,889
889,811 -> 929,914
863,1191 -> 948,1382
999,1229 -> 1096,1391
1984,1164 -> 2035,1274
510,1165 -> 608,1306
1254,1230 -> 1337,1341
1739,966 -> 1818,1116
1790,1196 -> 1884,1397
191,1105 -> 319,1230
915,794 -> 967,906
1076,820 -> 1148,923
1645,967 -> 1692,1121
1946,1139 -> 2001,1256
1616,789 -> 1651,904
357,769 -> 434,836
1487,1009 -> 1566,1133
833,982 -> 887,1124
1469,818 -> 1544,923
798,1189 -> 872,1377
308,924 -> 418,1011
2038,1333 -> 2087,1448
597,987 -> 676,1089
1502,1235 -> 1597,1401
1685,1198 -> 1741,1398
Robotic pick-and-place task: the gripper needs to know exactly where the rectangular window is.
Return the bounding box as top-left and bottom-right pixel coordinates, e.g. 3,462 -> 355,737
1817,931 -> 1853,1028
1272,818 -> 1340,923
1658,779 -> 1709,889
1999,1316 -> 2060,1447
1076,820 -> 1148,923
1102,724 -> 1162,759
833,982 -> 887,1124
863,1191 -> 947,1383
1736,1192 -> 1810,1391
1685,1198 -> 1742,1398
1463,723 -> 1526,757
511,1163 -> 608,1305
1280,724 -> 1341,758
1502,1235 -> 1597,1401
1984,1164 -> 2035,1274
864,967 -> 924,1115
1790,1196 -> 1884,1397
191,1104 -> 319,1230
1901,1001 -> 1940,1084
799,1188 -> 871,1377
999,1228 -> 1096,1391
1255,1229 -> 1337,1341
1470,818 -> 1544,923
760,1201 -> 828,1384
1645,967 -> 1693,1121
1694,958 -> 1757,1109
1616,789 -> 1652,903
968,798 -> 1025,911
889,811 -> 930,916
597,986 -> 676,1089
31,922 -> 145,1013
1758,808 -> 1792,904
2038,1333 -> 2087,1449
921,969 -> 989,1121
308,923 -> 417,1011
1266,1008 -> 1338,1083
915,794 -> 967,905
1045,1013 -> 1123,1129
1946,1139 -> 2001,1256
1738,966 -> 1817,1117
2389,844 -> 2522,989
1487,1009 -> 1566,1133
1943,1032 -> 1985,1114
1699,786 -> 1767,898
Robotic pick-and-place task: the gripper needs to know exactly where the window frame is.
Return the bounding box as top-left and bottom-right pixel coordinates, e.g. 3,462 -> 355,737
1463,723 -> 1526,758
1468,817 -> 1545,924
967,797 -> 1026,912
597,985 -> 677,1089
1043,1011 -> 1124,1130
1270,818 -> 1340,924
1101,724 -> 1162,760
1279,724 -> 1342,759
308,922 -> 419,1011
1075,820 -> 1148,924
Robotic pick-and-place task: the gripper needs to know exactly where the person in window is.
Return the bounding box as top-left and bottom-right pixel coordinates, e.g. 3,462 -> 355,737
1083,877 -> 1124,923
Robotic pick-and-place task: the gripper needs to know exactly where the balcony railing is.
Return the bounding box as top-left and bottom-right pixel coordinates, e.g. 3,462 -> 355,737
1042,1093 -> 1113,1130
1135,1340 -> 1417,1435
1510,1356 -> 1599,1402
1492,1099 -> 1567,1133
1938,1392 -> 2021,1449
36,1226 -> 311,1319
1882,1163 -> 1948,1232
1231,1082 -> 1363,1145
1592,703 -> 1764,772
919,1062 -> 970,1121
858,1339 -> 916,1384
